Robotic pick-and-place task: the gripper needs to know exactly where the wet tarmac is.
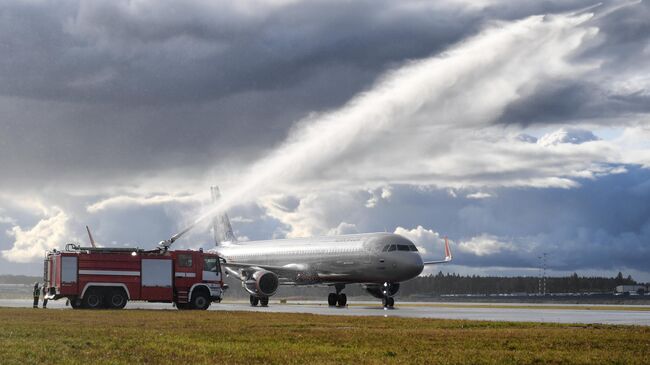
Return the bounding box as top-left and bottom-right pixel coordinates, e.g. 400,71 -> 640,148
2,299 -> 649,326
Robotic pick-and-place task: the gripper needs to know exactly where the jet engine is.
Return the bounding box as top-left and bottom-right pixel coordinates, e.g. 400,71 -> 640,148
244,270 -> 279,297
364,282 -> 400,298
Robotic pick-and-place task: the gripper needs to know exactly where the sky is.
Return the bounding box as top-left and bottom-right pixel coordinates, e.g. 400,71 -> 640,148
1,0 -> 649,281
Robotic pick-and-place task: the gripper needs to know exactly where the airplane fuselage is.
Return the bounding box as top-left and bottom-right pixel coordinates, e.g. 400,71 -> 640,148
212,232 -> 424,285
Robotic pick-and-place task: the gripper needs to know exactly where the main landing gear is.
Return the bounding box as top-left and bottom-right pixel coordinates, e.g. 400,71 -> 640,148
328,284 -> 347,307
250,295 -> 269,307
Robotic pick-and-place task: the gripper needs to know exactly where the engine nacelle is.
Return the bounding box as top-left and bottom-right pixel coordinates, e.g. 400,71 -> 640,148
244,270 -> 279,297
364,283 -> 400,299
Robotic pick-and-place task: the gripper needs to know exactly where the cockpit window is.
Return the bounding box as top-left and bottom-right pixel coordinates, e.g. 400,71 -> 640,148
382,244 -> 390,252
387,244 -> 397,252
397,245 -> 410,251
409,245 -> 419,252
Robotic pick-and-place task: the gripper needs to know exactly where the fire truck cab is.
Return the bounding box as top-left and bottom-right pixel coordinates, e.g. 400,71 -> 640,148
44,244 -> 225,310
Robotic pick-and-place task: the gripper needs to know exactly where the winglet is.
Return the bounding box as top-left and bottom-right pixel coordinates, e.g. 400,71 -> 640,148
422,236 -> 453,265
444,236 -> 452,261
86,225 -> 97,248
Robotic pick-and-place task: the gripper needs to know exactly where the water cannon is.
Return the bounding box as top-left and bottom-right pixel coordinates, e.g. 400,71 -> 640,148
158,223 -> 196,250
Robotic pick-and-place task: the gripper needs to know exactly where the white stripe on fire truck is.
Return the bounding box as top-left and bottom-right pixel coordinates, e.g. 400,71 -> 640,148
175,272 -> 196,278
78,270 -> 141,276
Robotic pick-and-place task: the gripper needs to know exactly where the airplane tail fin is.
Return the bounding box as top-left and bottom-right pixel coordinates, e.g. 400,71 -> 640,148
211,186 -> 237,246
423,236 -> 453,265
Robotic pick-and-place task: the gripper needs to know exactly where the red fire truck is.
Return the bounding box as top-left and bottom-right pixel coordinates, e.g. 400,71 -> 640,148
43,244 -> 225,310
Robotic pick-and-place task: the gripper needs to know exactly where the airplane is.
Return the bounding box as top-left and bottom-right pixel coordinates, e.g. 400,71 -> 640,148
207,186 -> 452,308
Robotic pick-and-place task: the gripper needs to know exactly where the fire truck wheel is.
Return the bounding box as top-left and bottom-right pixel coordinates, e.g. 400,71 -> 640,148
191,292 -> 210,310
83,289 -> 104,309
108,289 -> 127,309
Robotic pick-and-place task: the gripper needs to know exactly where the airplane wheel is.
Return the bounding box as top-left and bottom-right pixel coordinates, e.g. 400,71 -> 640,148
387,297 -> 395,308
327,293 -> 337,306
382,297 -> 388,307
260,297 -> 269,307
337,293 -> 347,307
250,295 -> 259,306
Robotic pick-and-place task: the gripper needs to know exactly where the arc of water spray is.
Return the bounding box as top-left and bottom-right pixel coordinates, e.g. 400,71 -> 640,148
161,7 -> 613,247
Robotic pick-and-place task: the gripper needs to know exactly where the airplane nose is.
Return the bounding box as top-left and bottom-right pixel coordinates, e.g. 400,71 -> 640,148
396,253 -> 424,281
411,254 -> 424,278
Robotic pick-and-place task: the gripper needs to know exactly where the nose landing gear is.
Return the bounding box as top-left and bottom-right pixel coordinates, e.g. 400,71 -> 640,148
382,296 -> 395,308
328,284 -> 347,307
382,282 -> 395,309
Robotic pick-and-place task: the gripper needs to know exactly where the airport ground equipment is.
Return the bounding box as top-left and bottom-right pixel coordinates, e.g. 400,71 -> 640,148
615,285 -> 647,296
43,245 -> 225,310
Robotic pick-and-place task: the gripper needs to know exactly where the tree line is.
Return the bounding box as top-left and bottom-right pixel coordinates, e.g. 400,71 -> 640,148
398,271 -> 640,296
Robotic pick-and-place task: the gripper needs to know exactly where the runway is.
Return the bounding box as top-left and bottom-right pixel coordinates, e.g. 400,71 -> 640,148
2,299 -> 649,326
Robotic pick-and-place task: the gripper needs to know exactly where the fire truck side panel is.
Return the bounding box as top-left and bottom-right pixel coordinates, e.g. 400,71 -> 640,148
141,258 -> 173,301
77,253 -> 143,300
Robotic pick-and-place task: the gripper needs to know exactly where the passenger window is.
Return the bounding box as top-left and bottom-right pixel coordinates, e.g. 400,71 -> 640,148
398,245 -> 410,251
178,254 -> 193,268
388,244 -> 397,252
203,257 -> 219,273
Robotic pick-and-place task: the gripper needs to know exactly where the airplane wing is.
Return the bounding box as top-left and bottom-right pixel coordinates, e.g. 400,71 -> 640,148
422,236 -> 453,265
222,261 -> 305,282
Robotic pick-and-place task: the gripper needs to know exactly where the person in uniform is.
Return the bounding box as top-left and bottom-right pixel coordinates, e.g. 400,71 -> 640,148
42,284 -> 48,309
32,282 -> 40,308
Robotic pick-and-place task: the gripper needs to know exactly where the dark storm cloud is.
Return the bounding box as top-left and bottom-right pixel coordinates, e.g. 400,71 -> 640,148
500,81 -> 650,125
499,1 -> 650,126
0,0 -> 484,186
0,0 -> 481,104
0,0 -> 646,186
351,167 -> 650,273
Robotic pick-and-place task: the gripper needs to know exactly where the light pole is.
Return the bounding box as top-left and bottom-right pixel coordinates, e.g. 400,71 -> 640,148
538,252 -> 547,296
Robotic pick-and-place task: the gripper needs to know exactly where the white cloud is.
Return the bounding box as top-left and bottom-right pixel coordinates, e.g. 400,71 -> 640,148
457,234 -> 516,256
365,186 -> 393,208
466,192 -> 492,199
328,222 -> 358,235
537,127 -> 600,146
394,225 -> 447,256
230,216 -> 254,223
260,192 -> 362,238
87,193 -> 201,213
2,208 -> 70,263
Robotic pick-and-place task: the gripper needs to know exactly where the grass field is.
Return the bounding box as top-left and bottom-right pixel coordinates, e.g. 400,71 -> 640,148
0,308 -> 648,364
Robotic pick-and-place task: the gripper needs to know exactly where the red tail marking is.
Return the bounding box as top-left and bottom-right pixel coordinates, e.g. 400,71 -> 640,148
444,236 -> 451,259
